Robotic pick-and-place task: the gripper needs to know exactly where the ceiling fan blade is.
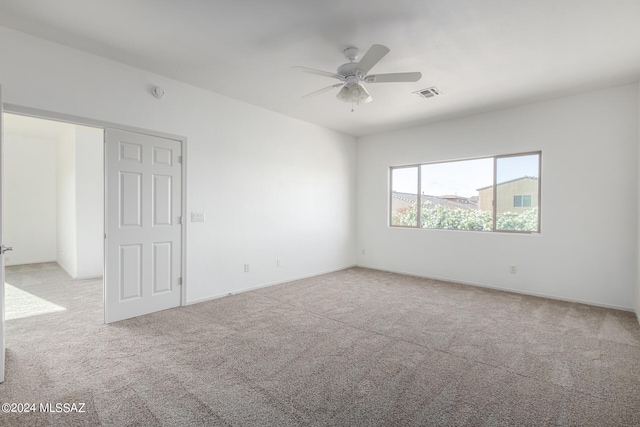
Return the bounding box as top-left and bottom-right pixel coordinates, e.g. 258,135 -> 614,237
293,66 -> 345,81
302,83 -> 344,98
355,44 -> 390,74
364,72 -> 422,83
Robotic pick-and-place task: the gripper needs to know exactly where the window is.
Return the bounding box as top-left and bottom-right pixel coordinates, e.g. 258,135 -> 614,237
390,152 -> 540,233
390,167 -> 419,227
513,195 -> 531,208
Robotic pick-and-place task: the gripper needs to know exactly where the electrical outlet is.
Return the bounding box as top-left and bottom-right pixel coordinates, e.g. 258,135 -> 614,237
191,212 -> 205,222
361,249 -> 366,255
277,259 -> 282,267
510,265 -> 517,274
244,264 -> 250,273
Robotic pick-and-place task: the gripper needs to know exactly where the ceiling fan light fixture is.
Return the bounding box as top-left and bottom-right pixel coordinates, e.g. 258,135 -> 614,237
336,85 -> 349,102
336,83 -> 372,104
298,44 -> 419,106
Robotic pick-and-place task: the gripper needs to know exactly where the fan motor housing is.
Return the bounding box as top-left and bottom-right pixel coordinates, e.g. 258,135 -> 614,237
337,62 -> 364,78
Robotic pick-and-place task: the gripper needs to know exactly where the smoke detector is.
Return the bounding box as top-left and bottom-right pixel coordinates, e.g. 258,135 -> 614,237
152,86 -> 165,98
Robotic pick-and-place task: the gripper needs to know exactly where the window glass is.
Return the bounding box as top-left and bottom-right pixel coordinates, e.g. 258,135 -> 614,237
390,166 -> 418,227
420,158 -> 493,230
496,154 -> 540,232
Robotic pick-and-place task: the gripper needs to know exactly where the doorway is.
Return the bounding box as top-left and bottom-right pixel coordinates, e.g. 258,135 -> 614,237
2,113 -> 104,320
2,107 -> 187,323
1,106 -> 187,384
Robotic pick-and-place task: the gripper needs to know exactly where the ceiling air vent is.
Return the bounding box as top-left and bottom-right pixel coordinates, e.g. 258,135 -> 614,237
414,87 -> 441,99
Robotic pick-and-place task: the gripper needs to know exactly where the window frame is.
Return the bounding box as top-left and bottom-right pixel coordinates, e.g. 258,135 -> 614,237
389,164 -> 422,228
389,151 -> 541,234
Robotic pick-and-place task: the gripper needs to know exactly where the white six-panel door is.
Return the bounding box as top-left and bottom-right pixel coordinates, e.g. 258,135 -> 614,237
105,129 -> 182,323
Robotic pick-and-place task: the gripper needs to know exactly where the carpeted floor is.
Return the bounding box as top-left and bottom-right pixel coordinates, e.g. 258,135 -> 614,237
1,263 -> 639,426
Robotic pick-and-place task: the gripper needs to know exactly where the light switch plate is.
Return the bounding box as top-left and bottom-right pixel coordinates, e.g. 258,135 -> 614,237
191,212 -> 205,222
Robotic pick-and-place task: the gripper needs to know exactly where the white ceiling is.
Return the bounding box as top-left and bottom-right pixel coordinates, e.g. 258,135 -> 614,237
0,0 -> 639,137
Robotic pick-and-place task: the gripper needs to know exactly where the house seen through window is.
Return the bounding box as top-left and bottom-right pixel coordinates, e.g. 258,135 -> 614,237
390,152 -> 540,233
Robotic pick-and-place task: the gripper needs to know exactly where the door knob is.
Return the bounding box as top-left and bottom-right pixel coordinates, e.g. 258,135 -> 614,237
1,245 -> 12,254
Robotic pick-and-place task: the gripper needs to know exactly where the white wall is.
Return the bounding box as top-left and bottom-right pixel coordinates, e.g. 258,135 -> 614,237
74,126 -> 103,279
357,84 -> 639,310
56,128 -> 77,277
3,134 -> 57,266
0,25 -> 356,303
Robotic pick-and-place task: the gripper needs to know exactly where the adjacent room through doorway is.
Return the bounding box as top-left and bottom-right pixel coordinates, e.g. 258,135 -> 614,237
2,113 -> 104,320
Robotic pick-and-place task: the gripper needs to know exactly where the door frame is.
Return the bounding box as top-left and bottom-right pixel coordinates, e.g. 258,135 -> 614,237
2,103 -> 189,311
1,86 -> 5,383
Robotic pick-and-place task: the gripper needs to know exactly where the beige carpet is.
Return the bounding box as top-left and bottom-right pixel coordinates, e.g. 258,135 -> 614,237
1,263 -> 639,426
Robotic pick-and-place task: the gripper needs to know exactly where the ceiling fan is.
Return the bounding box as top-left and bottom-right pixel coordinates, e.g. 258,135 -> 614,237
295,44 -> 422,106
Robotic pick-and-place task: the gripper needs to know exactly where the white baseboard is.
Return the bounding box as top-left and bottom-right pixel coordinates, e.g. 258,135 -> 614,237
55,262 -> 103,281
56,261 -> 76,279
74,275 -> 103,281
183,263 -> 636,314
185,264 -> 357,306
4,259 -> 57,267
356,265 -> 635,313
